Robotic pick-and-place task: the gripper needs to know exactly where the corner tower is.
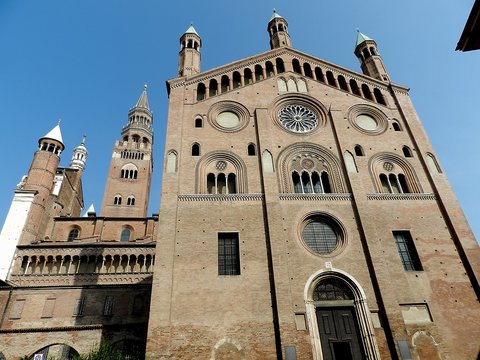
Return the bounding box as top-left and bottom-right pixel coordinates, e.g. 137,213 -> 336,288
268,10 -> 291,49
178,25 -> 201,77
354,31 -> 390,82
100,86 -> 153,217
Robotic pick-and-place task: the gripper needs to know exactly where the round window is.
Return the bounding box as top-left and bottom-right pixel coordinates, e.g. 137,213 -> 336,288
278,104 -> 318,133
217,111 -> 240,128
355,114 -> 378,131
302,219 -> 338,255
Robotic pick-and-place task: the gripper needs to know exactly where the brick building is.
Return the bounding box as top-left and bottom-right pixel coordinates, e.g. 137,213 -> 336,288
1,11 -> 479,360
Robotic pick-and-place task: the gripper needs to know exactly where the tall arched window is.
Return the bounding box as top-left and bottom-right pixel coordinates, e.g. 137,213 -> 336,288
315,67 -> 325,82
232,71 -> 241,89
374,88 -> 386,105
206,172 -> 237,194
255,64 -> 263,81
326,71 -> 337,87
192,143 -> 200,156
338,75 -> 349,92
197,83 -> 206,101
403,146 -> 413,158
209,79 -> 218,97
276,58 -> 285,73
292,59 -> 302,74
68,228 -> 80,241
221,75 -> 229,93
244,68 -> 253,84
361,84 -> 373,100
379,173 -> 410,194
350,79 -> 361,96
292,171 -> 331,194
265,61 -> 274,77
120,228 -> 132,242
303,63 -> 313,78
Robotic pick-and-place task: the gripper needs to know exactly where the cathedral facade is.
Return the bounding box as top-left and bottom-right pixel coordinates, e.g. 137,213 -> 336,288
0,11 -> 479,360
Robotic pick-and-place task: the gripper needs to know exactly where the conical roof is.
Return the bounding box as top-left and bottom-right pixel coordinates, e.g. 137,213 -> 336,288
135,84 -> 150,110
82,203 -> 95,217
356,31 -> 373,46
270,10 -> 284,21
185,24 -> 199,36
42,123 -> 64,144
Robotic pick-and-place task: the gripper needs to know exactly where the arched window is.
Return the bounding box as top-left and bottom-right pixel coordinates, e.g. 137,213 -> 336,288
276,58 -> 285,73
254,64 -> 263,81
195,118 -> 203,128
114,195 -> 122,205
68,228 -> 80,241
349,79 -> 361,96
354,145 -> 364,156
374,88 -> 386,105
192,143 -> 200,156
303,63 -> 313,78
197,83 -> 206,101
315,67 -> 325,82
209,79 -> 218,97
292,59 -> 302,74
265,61 -> 274,78
166,150 -> 177,173
206,172 -> 237,194
277,78 -> 287,92
292,170 -> 331,194
297,79 -> 308,92
247,143 -> 256,156
244,68 -> 253,84
120,164 -> 138,179
392,121 -> 401,131
338,75 -> 349,91
232,71 -> 241,89
369,47 -> 376,56
120,228 -> 132,242
221,75 -> 229,93
287,78 -> 297,92
326,71 -> 337,87
426,153 -> 442,174
127,196 -> 135,206
362,48 -> 370,59
361,84 -> 373,100
403,146 -> 413,158
379,173 -> 410,194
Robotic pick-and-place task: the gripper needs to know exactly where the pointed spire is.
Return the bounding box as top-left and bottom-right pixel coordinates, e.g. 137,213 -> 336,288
82,203 -> 96,217
70,135 -> 88,170
356,30 -> 373,46
42,123 -> 64,144
185,24 -> 199,36
135,84 -> 150,110
270,9 -> 284,20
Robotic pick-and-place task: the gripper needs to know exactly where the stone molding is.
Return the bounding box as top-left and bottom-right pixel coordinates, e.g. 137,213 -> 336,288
279,193 -> 352,201
178,194 -> 264,202
366,193 -> 436,201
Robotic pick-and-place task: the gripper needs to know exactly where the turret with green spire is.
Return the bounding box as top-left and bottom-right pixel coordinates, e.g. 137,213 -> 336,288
267,10 -> 291,49
178,24 -> 202,77
354,30 -> 390,82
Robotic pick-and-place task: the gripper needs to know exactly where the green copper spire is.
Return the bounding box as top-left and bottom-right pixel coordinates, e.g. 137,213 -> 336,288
356,30 -> 373,46
185,24 -> 199,36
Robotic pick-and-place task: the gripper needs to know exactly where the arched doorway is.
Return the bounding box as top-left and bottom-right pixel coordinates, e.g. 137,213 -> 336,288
30,344 -> 79,360
305,270 -> 380,360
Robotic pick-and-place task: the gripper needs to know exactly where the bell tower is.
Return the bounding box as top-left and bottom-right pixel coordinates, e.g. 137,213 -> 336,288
100,85 -> 154,218
178,25 -> 201,77
268,10 -> 291,49
354,31 -> 390,82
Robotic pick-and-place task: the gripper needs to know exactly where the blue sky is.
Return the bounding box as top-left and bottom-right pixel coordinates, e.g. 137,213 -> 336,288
0,1 -> 478,241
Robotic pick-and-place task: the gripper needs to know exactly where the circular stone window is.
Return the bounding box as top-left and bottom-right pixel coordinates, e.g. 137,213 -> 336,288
208,101 -> 250,133
348,105 -> 388,135
355,114 -> 378,131
278,104 -> 319,133
299,214 -> 346,256
216,111 -> 240,129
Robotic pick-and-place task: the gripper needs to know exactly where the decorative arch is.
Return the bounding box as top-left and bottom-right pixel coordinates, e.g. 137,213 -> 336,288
120,163 -> 138,179
304,269 -> 380,360
195,151 -> 248,194
369,152 -> 423,193
210,337 -> 245,360
277,143 -> 347,193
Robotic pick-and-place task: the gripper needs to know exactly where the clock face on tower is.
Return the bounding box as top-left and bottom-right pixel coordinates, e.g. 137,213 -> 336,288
278,104 -> 318,133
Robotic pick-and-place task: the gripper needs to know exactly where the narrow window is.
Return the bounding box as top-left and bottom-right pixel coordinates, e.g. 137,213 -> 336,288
73,298 -> 86,317
103,296 -> 114,316
362,84 -> 373,100
370,47 -> 377,56
217,173 -> 227,194
247,143 -> 256,156
255,64 -> 263,81
265,61 -> 274,77
393,231 -> 423,271
68,228 -> 79,241
403,146 -> 413,158
120,228 -> 131,242
197,83 -> 206,101
195,118 -> 203,128
232,71 -> 241,89
244,68 -> 253,84
392,121 -> 401,131
221,75 -> 229,93
426,154 -> 441,174
311,172 -> 323,193
350,79 -> 361,96
292,59 -> 302,74
227,173 -> 237,194
380,174 -> 390,192
374,88 -> 386,105
321,172 -> 332,193
301,171 -> 313,193
192,143 -> 200,156
292,172 -> 302,193
398,174 -> 409,193
326,71 -> 337,87
389,174 -> 401,193
362,48 -> 370,59
209,79 -> 218,97
338,75 -> 349,91
315,67 -> 325,82
303,63 -> 313,78
354,145 -> 364,156
218,233 -> 240,275
276,58 -> 285,73
207,173 -> 216,194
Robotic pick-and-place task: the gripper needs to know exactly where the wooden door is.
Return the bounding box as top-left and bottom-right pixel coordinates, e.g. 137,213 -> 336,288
316,307 -> 365,360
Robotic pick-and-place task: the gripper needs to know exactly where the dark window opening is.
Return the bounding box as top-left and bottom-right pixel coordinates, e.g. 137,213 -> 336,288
68,228 -> 79,241
218,233 -> 240,275
276,58 -> 285,73
354,145 -> 364,156
195,118 -> 203,128
247,143 -> 256,156
192,143 -> 200,156
393,231 -> 423,271
292,59 -> 302,74
303,63 -> 313,78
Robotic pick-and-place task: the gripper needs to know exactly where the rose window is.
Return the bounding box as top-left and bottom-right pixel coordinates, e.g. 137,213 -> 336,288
278,104 -> 318,133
